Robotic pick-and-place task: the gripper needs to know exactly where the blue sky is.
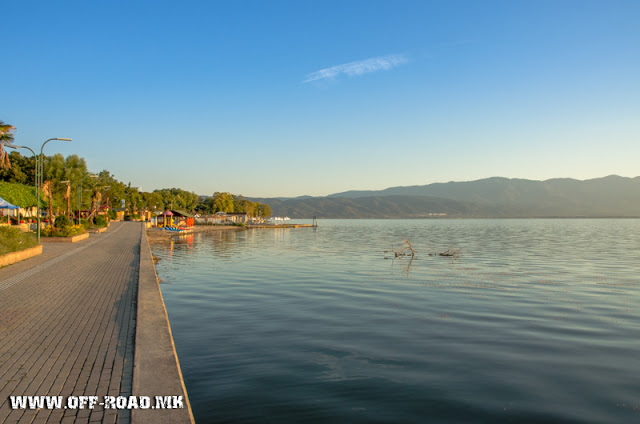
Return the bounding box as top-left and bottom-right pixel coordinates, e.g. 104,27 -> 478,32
4,1 -> 639,197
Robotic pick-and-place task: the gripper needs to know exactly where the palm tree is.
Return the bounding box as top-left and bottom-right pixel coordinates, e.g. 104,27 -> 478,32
62,180 -> 71,218
0,120 -> 16,170
88,187 -> 101,220
42,180 -> 57,227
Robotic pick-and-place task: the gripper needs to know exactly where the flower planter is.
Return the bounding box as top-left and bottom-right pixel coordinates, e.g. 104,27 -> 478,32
0,245 -> 43,267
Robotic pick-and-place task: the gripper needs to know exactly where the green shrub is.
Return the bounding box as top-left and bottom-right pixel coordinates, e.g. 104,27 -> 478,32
0,226 -> 39,255
94,216 -> 108,227
54,215 -> 71,229
108,209 -> 117,220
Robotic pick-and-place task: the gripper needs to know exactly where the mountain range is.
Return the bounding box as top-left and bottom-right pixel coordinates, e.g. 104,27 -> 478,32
250,175 -> 640,219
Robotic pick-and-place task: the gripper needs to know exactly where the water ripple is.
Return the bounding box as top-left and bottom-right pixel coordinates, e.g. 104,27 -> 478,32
153,219 -> 640,423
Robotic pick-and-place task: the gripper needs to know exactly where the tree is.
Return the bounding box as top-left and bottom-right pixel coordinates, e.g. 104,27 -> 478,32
153,188 -> 199,211
259,203 -> 272,218
126,185 -> 143,214
233,196 -> 256,215
97,170 -> 126,212
142,191 -> 164,212
65,155 -> 89,215
211,192 -> 234,213
0,121 -> 16,171
0,151 -> 33,184
43,154 -> 66,215
194,201 -> 210,214
88,187 -> 102,220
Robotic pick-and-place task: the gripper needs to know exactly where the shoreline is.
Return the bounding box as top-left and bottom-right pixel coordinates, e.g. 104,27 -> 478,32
134,223 -> 195,423
146,225 -> 241,244
146,223 -> 315,245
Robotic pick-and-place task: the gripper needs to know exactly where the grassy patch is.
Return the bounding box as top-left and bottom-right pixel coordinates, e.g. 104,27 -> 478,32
0,226 -> 39,255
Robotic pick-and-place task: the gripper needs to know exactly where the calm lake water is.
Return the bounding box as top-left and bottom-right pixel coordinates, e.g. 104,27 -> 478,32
151,219 -> 640,423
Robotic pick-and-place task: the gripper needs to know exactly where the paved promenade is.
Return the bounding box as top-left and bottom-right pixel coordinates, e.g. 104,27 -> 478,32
0,222 -> 140,424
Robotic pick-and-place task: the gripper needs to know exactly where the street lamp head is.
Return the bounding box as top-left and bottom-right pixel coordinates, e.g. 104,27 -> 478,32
40,137 -> 71,155
5,144 -> 37,156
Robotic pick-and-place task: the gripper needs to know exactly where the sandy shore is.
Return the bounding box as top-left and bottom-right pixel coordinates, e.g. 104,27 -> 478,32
146,225 -> 241,244
146,223 -> 314,245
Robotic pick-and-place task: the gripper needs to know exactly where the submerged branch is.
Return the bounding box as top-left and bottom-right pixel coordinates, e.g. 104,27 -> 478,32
384,239 -> 416,258
383,240 -> 461,259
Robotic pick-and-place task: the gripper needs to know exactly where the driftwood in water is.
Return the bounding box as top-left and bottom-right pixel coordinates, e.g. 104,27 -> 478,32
383,240 -> 461,259
428,247 -> 461,258
384,239 -> 415,258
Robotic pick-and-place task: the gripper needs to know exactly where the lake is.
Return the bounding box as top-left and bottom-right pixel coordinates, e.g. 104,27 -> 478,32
151,219 -> 640,423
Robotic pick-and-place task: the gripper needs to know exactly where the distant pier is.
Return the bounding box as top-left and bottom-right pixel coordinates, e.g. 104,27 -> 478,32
247,223 -> 315,229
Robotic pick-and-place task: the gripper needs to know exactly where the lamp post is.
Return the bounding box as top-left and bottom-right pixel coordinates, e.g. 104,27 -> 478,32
6,144 -> 38,234
7,138 -> 71,242
37,138 -> 72,242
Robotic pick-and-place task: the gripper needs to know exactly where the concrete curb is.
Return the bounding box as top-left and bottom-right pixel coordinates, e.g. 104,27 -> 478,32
89,227 -> 108,234
0,245 -> 43,268
40,232 -> 90,243
132,224 -> 195,424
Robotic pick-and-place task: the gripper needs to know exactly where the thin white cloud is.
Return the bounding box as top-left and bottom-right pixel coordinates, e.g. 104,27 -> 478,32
303,54 -> 408,83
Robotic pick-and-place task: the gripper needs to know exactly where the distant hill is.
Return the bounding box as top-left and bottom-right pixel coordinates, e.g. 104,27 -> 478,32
251,175 -> 640,219
250,195 -> 481,219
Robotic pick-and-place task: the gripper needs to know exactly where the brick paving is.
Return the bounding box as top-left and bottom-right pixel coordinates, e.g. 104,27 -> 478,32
0,222 -> 141,424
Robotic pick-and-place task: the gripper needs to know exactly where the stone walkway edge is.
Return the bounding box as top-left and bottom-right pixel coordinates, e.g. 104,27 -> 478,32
131,226 -> 195,424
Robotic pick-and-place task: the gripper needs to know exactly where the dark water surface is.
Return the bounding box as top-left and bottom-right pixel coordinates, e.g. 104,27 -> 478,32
152,219 -> 640,423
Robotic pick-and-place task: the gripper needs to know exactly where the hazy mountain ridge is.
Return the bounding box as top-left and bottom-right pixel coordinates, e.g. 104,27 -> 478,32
250,195 -> 482,219
251,176 -> 640,218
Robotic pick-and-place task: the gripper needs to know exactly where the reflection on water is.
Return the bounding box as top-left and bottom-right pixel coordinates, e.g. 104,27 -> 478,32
169,234 -> 195,250
153,220 -> 640,423
387,256 -> 416,276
